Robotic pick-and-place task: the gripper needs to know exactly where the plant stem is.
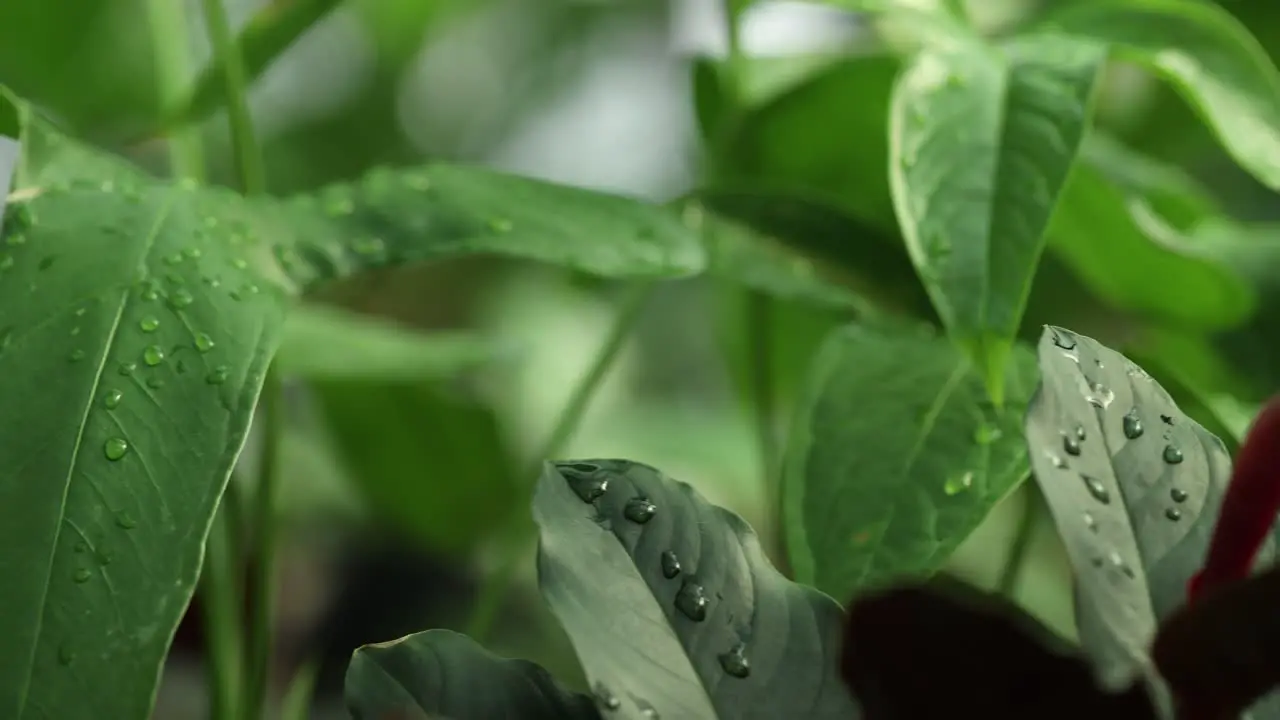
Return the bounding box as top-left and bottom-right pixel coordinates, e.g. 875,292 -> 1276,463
197,0 -> 273,717
746,292 -> 780,523
996,485 -> 1038,596
147,0 -> 205,180
465,282 -> 653,642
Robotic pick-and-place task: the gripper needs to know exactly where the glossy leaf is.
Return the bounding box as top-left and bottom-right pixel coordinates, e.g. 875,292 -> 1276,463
889,34 -> 1104,402
0,126 -> 708,717
276,303 -> 497,381
344,629 -> 599,720
535,460 -> 859,719
1023,326 -> 1237,686
782,320 -> 1036,601
843,578 -> 1158,719
1045,0 -> 1280,190
170,0 -> 344,126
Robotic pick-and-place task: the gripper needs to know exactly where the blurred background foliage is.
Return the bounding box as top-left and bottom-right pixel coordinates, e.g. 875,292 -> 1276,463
5,0 -> 1280,717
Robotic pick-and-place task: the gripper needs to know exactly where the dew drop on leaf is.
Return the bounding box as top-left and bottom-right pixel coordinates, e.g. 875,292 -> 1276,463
973,424 -> 1002,444
1062,434 -> 1081,456
1074,425 -> 1086,441
194,333 -> 215,353
57,644 -> 74,667
592,682 -> 621,710
115,512 -> 137,529
564,469 -> 608,503
1170,487 -> 1188,503
146,377 -> 164,389
660,550 -> 681,579
943,471 -> 973,495
718,642 -> 750,678
73,568 -> 91,584
67,349 -> 85,363
169,288 -> 194,308
118,362 -> 137,376
1081,475 -> 1110,504
487,218 -> 513,233
1122,410 -> 1143,439
207,365 -> 229,385
1046,452 -> 1068,469
1085,381 -> 1114,409
139,316 -> 159,333
142,345 -> 165,366
1083,512 -> 1097,532
103,389 -> 122,409
675,580 -> 709,621
1163,444 -> 1184,464
1165,508 -> 1182,522
104,437 -> 129,461
624,497 -> 656,523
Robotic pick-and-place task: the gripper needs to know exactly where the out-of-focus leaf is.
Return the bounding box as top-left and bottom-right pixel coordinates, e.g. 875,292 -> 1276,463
535,460 -> 859,718
344,629 -> 599,720
315,381 -> 518,554
782,320 -> 1036,601
276,303 -> 497,381
889,33 -> 1104,402
169,0 -> 345,126
843,578 -> 1159,719
0,88 -> 19,217
1044,0 -> 1280,190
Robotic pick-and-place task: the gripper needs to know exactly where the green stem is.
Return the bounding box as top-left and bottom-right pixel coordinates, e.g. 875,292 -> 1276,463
465,283 -> 653,642
199,0 -> 266,196
147,0 -> 205,179
196,0 -> 273,717
996,485 -> 1038,596
746,292 -> 779,520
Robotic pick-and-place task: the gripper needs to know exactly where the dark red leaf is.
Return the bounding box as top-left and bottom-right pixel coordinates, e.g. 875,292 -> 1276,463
841,578 -> 1157,720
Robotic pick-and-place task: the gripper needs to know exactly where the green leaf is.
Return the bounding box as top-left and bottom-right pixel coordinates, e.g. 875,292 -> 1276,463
1044,0 -> 1280,190
1023,326 -> 1233,685
169,0 -> 344,126
344,629 -> 600,719
889,34 -> 1104,403
0,126 -> 706,717
782,320 -> 1037,601
276,164 -> 707,289
276,303 -> 497,381
0,90 -> 18,215
314,380 -> 520,554
535,460 -> 859,718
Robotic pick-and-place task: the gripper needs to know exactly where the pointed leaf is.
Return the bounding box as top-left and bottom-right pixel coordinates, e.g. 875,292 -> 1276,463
889,34 -> 1104,401
534,460 -> 859,719
782,320 -> 1037,601
344,629 -> 600,720
1044,0 -> 1280,190
1023,326 -> 1234,686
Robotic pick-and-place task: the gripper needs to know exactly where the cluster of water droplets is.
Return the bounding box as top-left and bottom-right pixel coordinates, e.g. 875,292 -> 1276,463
1047,330 -> 1193,574
558,461 -> 752,715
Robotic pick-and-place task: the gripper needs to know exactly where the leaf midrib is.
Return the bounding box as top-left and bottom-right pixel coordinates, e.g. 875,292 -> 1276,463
14,195 -> 175,717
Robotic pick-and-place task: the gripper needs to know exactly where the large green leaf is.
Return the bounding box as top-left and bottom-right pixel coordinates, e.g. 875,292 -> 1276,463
0,127 -> 705,717
1044,0 -> 1280,191
534,460 -> 859,718
889,33 -> 1104,402
344,629 -> 600,719
782,320 -> 1037,601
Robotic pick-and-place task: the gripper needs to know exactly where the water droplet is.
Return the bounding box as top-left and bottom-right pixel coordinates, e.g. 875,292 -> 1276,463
351,237 -> 385,257
675,581 -> 709,621
592,682 -> 620,710
1163,445 -> 1183,464
1045,452 -> 1068,469
142,345 -> 165,366
103,389 -> 122,409
973,424 -> 1002,444
183,246 -> 202,259
563,467 -> 608,503
67,349 -> 85,363
487,218 -> 513,233
1074,425 -> 1086,441
139,316 -> 160,333
406,173 -> 432,191
1086,381 -> 1115,409
37,255 -> 55,271
1051,328 -> 1077,350
170,288 -> 194,308
1171,488 -> 1188,503
207,365 -> 229,385
69,326 -> 80,336
718,642 -> 751,678
1083,512 -> 1097,531
624,497 -> 656,523
73,568 -> 91,583
1122,410 -> 1143,439
1161,414 -> 1174,426
104,437 -> 129,461
1081,475 -> 1110,504
194,333 -> 215,353
57,643 -> 75,666
660,550 -> 681,579
1165,508 -> 1182,521
118,362 -> 137,376
943,471 -> 973,495
164,252 -> 183,265
74,540 -> 88,553
232,257 -> 247,270
636,700 -> 659,719
146,377 -> 165,389
115,512 -> 138,529
1062,434 -> 1081,456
